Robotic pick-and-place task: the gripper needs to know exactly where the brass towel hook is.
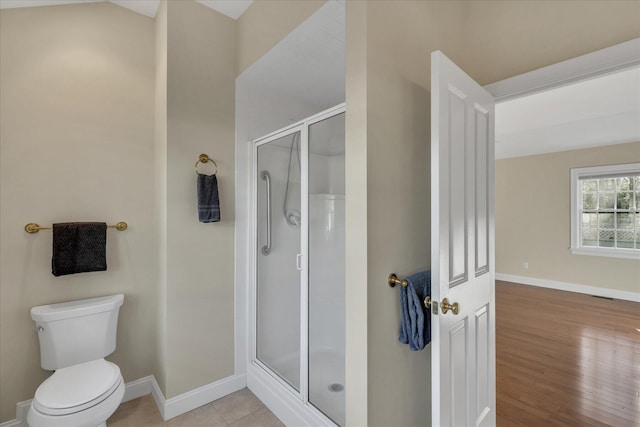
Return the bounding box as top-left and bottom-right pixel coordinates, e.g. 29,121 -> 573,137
195,153 -> 218,176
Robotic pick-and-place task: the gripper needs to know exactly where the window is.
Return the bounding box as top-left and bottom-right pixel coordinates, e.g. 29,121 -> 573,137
571,163 -> 640,259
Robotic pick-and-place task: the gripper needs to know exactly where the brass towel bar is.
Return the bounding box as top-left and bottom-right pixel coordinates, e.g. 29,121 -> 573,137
389,272 -> 460,314
24,222 -> 128,234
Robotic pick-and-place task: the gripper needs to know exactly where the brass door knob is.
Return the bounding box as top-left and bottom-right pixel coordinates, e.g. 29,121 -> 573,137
441,298 -> 459,315
424,296 -> 431,308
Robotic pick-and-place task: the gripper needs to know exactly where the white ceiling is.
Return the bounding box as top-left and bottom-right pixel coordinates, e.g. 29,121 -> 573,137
0,0 -> 253,19
495,66 -> 640,159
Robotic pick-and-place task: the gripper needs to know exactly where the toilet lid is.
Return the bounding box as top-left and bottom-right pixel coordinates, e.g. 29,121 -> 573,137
33,359 -> 122,416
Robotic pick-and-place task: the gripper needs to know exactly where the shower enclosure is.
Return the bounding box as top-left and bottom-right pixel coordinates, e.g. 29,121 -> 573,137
253,105 -> 345,426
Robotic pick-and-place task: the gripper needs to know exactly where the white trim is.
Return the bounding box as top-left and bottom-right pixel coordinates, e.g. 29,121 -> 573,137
570,247 -> 640,260
149,376 -> 165,420
119,375 -> 165,419
247,363 -> 338,427
496,273 -> 640,302
121,375 -> 155,403
163,374 -> 246,420
0,401 -> 30,427
233,141 -> 251,378
300,121 -> 310,405
485,38 -> 640,102
249,139 -> 258,368
570,163 -> 640,260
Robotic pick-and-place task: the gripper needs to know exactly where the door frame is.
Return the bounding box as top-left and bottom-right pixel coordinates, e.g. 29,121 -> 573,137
429,39 -> 640,427
484,38 -> 640,102
251,122 -> 306,398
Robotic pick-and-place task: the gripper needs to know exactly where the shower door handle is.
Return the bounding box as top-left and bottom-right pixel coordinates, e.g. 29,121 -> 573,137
261,171 -> 271,255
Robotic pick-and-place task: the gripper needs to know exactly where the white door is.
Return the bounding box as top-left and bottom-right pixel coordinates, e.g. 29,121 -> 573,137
431,51 -> 496,427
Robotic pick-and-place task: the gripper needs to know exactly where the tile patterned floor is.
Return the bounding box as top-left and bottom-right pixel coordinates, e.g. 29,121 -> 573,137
108,388 -> 285,427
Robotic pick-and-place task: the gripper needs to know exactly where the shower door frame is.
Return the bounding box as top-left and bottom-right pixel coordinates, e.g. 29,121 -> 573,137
249,103 -> 345,427
252,122 -> 308,400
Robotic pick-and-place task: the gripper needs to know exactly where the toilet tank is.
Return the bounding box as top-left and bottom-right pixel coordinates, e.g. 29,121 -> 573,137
31,294 -> 124,370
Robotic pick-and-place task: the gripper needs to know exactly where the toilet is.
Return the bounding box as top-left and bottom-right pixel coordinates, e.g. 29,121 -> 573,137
27,294 -> 125,427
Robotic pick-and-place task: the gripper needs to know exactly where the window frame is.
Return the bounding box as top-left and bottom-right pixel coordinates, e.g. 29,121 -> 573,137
570,162 -> 640,260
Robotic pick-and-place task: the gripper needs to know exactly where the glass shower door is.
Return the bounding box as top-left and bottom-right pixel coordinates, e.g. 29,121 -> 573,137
256,130 -> 302,390
308,112 -> 345,426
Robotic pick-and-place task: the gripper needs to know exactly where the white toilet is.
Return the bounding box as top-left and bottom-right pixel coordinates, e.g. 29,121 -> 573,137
27,294 -> 125,427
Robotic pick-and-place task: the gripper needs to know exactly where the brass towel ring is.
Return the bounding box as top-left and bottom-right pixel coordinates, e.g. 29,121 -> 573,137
195,154 -> 218,176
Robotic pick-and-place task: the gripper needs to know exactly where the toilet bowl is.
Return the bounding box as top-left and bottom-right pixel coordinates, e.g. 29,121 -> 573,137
27,295 -> 125,427
28,359 -> 124,427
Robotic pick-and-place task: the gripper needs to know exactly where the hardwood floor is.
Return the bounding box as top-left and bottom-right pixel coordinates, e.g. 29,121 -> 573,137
496,281 -> 640,427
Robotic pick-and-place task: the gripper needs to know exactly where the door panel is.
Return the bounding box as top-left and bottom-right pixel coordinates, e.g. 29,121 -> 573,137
448,88 -> 468,286
450,319 -> 468,427
308,112 -> 346,426
256,130 -> 302,391
475,106 -> 490,276
431,51 -> 496,427
475,304 -> 491,424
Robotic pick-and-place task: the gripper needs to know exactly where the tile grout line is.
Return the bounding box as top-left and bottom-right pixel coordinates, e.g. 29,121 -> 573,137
227,405 -> 267,426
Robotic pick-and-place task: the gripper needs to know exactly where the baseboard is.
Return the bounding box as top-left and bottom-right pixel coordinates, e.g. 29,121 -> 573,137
121,375 -> 165,419
0,401 -> 30,427
496,273 -> 640,302
122,375 -> 155,403
163,374 -> 246,420
1,374 -> 246,426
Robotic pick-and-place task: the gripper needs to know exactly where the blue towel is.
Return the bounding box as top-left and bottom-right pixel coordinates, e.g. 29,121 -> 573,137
399,270 -> 431,351
197,173 -> 220,223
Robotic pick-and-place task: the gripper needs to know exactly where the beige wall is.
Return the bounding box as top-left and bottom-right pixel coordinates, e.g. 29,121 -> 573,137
164,0 -> 237,398
496,142 -> 640,294
463,0 -> 640,85
236,0 -> 325,74
344,2 -> 367,426
359,2 -> 467,426
154,0 -> 168,394
0,3 -> 157,422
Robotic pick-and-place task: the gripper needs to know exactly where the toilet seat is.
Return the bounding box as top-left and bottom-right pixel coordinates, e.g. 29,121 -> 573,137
33,359 -> 122,416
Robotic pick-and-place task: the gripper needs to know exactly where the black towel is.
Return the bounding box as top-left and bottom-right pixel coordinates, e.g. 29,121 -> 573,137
197,173 -> 220,223
52,222 -> 107,276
